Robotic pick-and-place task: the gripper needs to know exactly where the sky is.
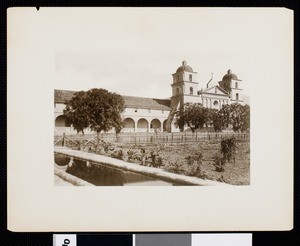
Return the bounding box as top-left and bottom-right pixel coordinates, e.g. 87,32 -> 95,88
48,8 -> 275,104
13,7 -> 291,105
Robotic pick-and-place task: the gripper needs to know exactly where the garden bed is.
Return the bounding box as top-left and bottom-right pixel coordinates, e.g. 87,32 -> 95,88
78,138 -> 250,185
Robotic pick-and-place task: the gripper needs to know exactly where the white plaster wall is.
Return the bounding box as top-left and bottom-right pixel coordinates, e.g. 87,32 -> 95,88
183,95 -> 202,104
123,107 -> 169,119
182,72 -> 197,83
172,85 -> 183,96
183,82 -> 199,96
201,95 -> 229,109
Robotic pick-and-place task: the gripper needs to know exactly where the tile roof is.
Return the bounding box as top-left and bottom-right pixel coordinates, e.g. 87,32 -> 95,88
122,95 -> 171,110
54,89 -> 171,110
54,89 -> 78,102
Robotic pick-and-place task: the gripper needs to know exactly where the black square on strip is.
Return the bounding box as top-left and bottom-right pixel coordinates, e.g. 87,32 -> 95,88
77,234 -> 132,246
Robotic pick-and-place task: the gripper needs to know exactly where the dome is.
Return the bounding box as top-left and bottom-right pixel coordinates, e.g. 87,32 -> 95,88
222,69 -> 239,81
176,60 -> 193,73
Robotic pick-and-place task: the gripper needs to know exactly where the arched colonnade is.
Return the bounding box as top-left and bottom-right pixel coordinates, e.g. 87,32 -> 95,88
123,117 -> 168,133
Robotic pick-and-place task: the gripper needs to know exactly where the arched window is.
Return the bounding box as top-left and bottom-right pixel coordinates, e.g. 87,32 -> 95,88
189,74 -> 192,82
236,93 -> 239,101
190,87 -> 193,95
176,88 -> 180,95
177,75 -> 180,82
235,82 -> 238,89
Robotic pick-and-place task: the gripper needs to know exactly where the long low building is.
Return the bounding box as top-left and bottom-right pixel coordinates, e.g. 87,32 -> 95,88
54,61 -> 244,135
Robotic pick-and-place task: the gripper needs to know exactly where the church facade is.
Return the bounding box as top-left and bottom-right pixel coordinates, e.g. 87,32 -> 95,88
54,61 -> 244,135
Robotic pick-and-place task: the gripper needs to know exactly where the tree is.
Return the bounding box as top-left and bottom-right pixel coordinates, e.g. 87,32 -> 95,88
229,103 -> 244,132
175,103 -> 208,132
63,91 -> 90,134
219,104 -> 232,129
174,106 -> 185,132
209,108 -> 223,132
64,88 -> 125,144
219,103 -> 250,132
240,104 -> 250,132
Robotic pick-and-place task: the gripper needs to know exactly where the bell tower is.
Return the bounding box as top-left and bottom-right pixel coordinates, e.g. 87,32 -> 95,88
171,60 -> 199,107
218,69 -> 243,104
165,61 -> 199,132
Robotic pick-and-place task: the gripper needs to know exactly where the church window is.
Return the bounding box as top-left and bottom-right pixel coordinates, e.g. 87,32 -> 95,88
177,75 -> 179,82
190,87 -> 193,95
236,93 -> 239,101
176,88 -> 180,95
235,82 -> 238,89
189,74 -> 192,82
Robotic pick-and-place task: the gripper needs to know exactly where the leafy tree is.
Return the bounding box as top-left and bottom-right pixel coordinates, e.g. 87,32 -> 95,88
206,108 -> 223,132
220,137 -> 236,163
174,106 -> 185,132
63,91 -> 89,134
240,104 -> 250,132
230,103 -> 244,132
219,103 -> 250,132
64,88 -> 125,144
219,104 -> 232,129
175,103 -> 208,132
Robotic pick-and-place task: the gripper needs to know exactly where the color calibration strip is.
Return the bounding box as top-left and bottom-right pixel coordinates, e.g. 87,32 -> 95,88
53,233 -> 252,246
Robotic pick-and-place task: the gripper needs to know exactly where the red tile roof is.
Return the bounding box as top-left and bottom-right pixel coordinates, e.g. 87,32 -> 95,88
54,89 -> 171,110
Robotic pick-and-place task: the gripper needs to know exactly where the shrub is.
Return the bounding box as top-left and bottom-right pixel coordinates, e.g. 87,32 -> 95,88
185,152 -> 203,165
184,152 -> 207,178
214,153 -> 226,172
109,149 -> 124,160
126,148 -> 137,162
220,137 -> 236,163
148,151 -> 163,167
165,160 -> 185,174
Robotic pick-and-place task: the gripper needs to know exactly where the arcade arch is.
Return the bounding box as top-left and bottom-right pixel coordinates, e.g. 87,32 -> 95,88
55,115 -> 71,127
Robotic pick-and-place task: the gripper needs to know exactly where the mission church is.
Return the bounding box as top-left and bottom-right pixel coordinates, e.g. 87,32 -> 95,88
54,61 -> 244,135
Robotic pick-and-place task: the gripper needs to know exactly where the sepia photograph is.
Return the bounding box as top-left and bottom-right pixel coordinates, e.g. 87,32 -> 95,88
54,60 -> 250,186
8,7 -> 293,231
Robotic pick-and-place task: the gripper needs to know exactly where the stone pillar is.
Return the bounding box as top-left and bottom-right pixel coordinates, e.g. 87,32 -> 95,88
148,120 -> 150,132
134,120 -> 137,132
